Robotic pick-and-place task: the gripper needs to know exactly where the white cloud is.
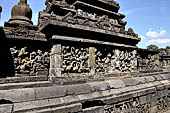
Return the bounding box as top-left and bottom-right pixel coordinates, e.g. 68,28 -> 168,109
32,13 -> 38,25
148,38 -> 170,44
146,29 -> 166,38
122,8 -> 145,15
139,35 -> 145,40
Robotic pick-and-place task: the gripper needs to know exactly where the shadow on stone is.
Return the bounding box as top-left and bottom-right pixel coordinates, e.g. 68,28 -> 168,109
0,99 -> 13,104
0,27 -> 15,78
82,100 -> 104,109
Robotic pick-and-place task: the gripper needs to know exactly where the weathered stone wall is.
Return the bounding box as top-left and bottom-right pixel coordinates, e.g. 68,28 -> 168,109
50,41 -> 138,77
137,49 -> 160,71
1,71 -> 170,113
159,49 -> 170,68
10,46 -> 50,76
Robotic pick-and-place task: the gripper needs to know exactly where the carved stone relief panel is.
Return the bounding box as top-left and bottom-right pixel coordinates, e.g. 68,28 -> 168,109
10,46 -> 50,75
5,24 -> 36,38
104,98 -> 151,113
137,53 -> 160,70
95,47 -> 137,73
61,44 -> 137,75
62,45 -> 90,73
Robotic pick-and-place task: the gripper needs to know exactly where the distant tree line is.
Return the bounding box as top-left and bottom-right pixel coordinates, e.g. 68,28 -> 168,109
147,45 -> 170,51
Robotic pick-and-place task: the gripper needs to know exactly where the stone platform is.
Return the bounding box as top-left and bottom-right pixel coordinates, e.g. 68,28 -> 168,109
0,70 -> 170,113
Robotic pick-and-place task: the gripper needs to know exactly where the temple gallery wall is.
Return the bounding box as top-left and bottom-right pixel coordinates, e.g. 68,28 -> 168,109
1,0 -> 170,113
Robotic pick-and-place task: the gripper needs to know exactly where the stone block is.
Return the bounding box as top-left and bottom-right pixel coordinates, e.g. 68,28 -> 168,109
52,103 -> 82,113
51,44 -> 61,55
36,69 -> 48,76
49,68 -> 62,77
139,96 -> 147,105
0,104 -> 13,113
0,88 -> 35,103
78,92 -> 103,101
152,75 -> 163,81
48,98 -> 63,107
155,89 -> 168,98
146,94 -> 152,103
110,89 -> 121,95
100,95 -> 118,105
34,86 -> 67,100
100,90 -> 113,97
13,99 -> 51,112
159,74 -> 170,80
134,77 -> 147,84
107,80 -> 125,89
88,82 -> 109,92
150,94 -> 157,107
88,47 -> 96,68
137,87 -> 156,97
0,76 -> 48,84
122,78 -> 138,86
153,81 -> 165,90
116,92 -> 133,102
144,76 -> 155,83
50,54 -> 62,68
61,95 -> 79,104
161,80 -> 170,88
118,86 -> 138,93
66,84 -> 92,95
82,106 -> 104,113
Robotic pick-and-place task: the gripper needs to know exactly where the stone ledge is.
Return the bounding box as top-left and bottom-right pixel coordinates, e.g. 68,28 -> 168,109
1,72 -> 170,112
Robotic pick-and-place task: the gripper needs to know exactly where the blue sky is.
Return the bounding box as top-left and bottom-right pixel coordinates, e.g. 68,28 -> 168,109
0,0 -> 170,49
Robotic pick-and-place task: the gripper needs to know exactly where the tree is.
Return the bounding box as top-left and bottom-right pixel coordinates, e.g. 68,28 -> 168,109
166,46 -> 170,51
147,45 -> 158,50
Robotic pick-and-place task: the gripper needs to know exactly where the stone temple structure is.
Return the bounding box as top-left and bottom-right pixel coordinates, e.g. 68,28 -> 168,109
1,0 -> 170,113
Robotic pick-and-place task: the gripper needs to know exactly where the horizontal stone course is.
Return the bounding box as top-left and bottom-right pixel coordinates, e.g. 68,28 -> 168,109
0,104 -> 13,113
0,76 -> 48,84
1,74 -> 170,113
88,81 -> 109,91
0,81 -> 53,90
65,84 -> 92,95
0,88 -> 35,103
107,80 -> 125,89
34,86 -> 67,100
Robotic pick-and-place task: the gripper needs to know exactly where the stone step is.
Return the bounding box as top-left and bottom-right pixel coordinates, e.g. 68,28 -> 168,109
0,81 -> 53,90
139,69 -> 163,73
139,71 -> 170,77
0,76 -> 48,84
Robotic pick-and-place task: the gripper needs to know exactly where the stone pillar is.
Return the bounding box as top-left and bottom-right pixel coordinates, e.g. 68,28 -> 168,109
88,47 -> 96,75
49,44 -> 62,77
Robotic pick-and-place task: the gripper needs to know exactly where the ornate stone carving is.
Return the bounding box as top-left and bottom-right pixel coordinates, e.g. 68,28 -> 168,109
127,28 -> 138,37
157,96 -> 169,112
5,24 -> 36,38
104,98 -> 150,113
10,47 -> 50,75
95,48 -> 137,73
62,46 -> 89,73
137,53 -> 160,70
39,10 -> 130,35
